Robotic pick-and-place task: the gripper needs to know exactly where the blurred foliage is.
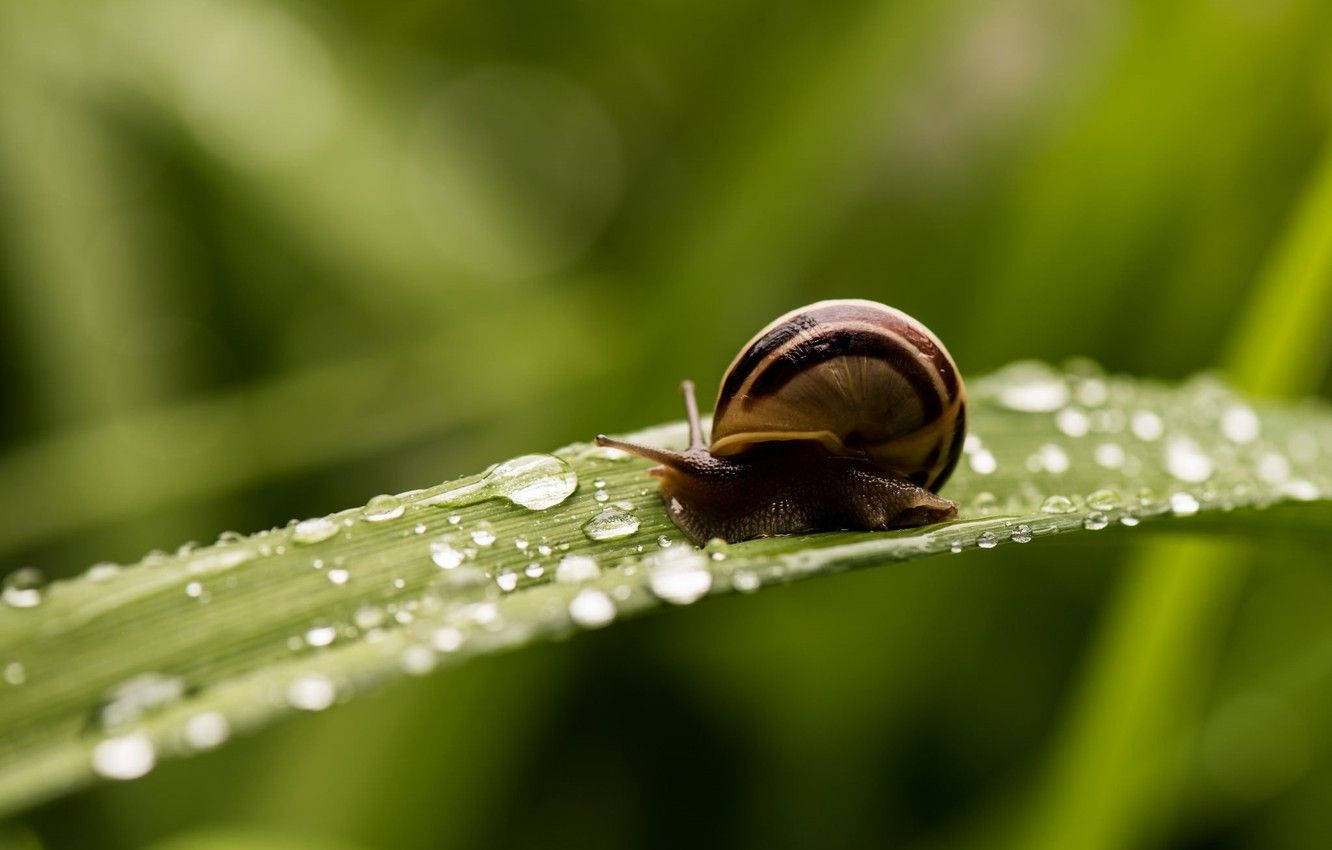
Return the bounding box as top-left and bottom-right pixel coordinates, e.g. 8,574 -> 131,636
0,0 -> 1330,847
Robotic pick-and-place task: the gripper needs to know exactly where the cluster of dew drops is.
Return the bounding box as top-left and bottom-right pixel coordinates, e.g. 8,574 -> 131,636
941,360 -> 1327,553
4,360 -> 1329,784
1,444 -> 730,784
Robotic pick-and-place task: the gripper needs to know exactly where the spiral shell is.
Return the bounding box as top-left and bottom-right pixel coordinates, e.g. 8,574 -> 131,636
709,299 -> 966,491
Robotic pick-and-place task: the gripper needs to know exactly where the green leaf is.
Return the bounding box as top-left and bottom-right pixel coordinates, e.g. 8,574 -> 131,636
0,362 -> 1328,816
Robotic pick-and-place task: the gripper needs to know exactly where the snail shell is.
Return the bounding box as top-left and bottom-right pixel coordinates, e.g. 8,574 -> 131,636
711,299 -> 966,490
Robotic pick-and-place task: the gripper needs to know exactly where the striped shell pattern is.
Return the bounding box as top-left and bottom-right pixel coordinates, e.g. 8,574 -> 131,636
709,299 -> 967,492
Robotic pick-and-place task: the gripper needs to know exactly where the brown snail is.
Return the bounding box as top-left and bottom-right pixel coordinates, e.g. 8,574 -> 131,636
597,299 -> 967,544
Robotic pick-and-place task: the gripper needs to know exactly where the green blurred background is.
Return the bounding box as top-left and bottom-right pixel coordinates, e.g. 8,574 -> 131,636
2,0 -> 1332,847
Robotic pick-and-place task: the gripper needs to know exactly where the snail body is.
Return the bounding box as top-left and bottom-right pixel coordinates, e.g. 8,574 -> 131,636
597,299 -> 966,544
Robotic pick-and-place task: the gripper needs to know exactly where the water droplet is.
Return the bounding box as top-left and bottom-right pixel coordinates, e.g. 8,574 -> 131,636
996,363 -> 1070,412
704,538 -> 730,561
496,571 -> 518,592
87,562 -> 123,582
1041,495 -> 1075,514
1087,489 -> 1121,511
433,627 -> 465,652
569,588 -> 616,628
1033,444 -> 1070,474
362,494 -> 405,522
1075,377 -> 1109,407
556,555 -> 600,583
646,548 -> 712,605
428,454 -> 578,511
1119,515 -> 1141,527
1011,524 -> 1032,544
537,544 -> 553,557
1056,407 -> 1091,438
183,711 -> 229,750
447,513 -> 462,525
188,548 -> 256,574
429,537 -> 465,569
413,522 -> 428,535
968,449 -> 997,475
524,563 -> 544,579
353,605 -> 385,629
185,581 -> 204,599
400,645 -> 437,675
582,508 -> 640,541
594,490 -> 610,503
469,523 -> 497,546
514,537 -> 530,551
1083,512 -> 1110,531
1094,442 -> 1126,469
949,541 -> 963,554
1130,410 -> 1164,441
4,661 -> 26,685
304,625 -> 337,647
1165,436 -> 1214,483
977,531 -> 999,549
292,517 -> 339,544
1256,451 -> 1291,484
593,479 -> 606,489
732,569 -> 760,592
1220,406 -> 1260,443
216,531 -> 245,545
327,568 -> 350,585
1170,492 -> 1200,517
92,733 -> 155,780
287,674 -> 336,711
2,568 -> 44,609
1282,480 -> 1320,501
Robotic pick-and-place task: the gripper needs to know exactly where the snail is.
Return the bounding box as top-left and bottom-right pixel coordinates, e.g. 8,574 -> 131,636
596,299 -> 966,544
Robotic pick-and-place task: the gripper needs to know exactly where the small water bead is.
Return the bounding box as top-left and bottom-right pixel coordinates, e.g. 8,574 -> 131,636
1131,410 -> 1164,441
949,541 -> 964,554
496,571 -> 518,592
1083,512 -> 1110,531
1283,480 -> 1320,501
87,562 -> 122,582
353,605 -> 385,629
400,645 -> 437,676
537,544 -> 553,557
185,581 -> 204,599
414,523 -> 428,535
594,490 -> 610,503
646,547 -> 712,605
217,530 -> 245,545
514,538 -> 530,552
327,568 -> 350,585
569,588 -> 617,628
1032,444 -> 1070,474
292,517 -> 339,544
469,524 -> 497,547
968,449 -> 997,475
429,454 -> 578,511
1220,406 -> 1260,444
1257,452 -> 1291,484
4,662 -> 25,685
183,712 -> 229,750
2,568 -> 44,609
657,535 -> 674,549
1041,495 -> 1075,514
1075,377 -> 1109,407
704,538 -> 730,561
92,733 -> 156,780
1165,436 -> 1214,483
468,602 -> 500,626
188,548 -> 256,575
1087,489 -> 1121,511
432,627 -> 464,652
1119,515 -> 1141,527
448,514 -> 462,525
556,555 -> 601,583
1011,524 -> 1033,544
731,569 -> 760,593
361,494 -> 406,523
304,625 -> 337,647
1170,492 -> 1201,517
1094,442 -> 1126,469
582,508 -> 640,541
977,531 -> 999,549
995,362 -> 1070,412
593,479 -> 606,489
429,538 -> 466,569
287,674 -> 336,711
1056,407 -> 1091,438
524,563 -> 544,579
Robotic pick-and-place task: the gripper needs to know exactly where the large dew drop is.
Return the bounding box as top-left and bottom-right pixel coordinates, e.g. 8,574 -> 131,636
646,547 -> 712,605
427,454 -> 578,511
582,508 -> 640,541
92,733 -> 156,780
568,588 -> 617,628
2,568 -> 43,609
292,517 -> 340,544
